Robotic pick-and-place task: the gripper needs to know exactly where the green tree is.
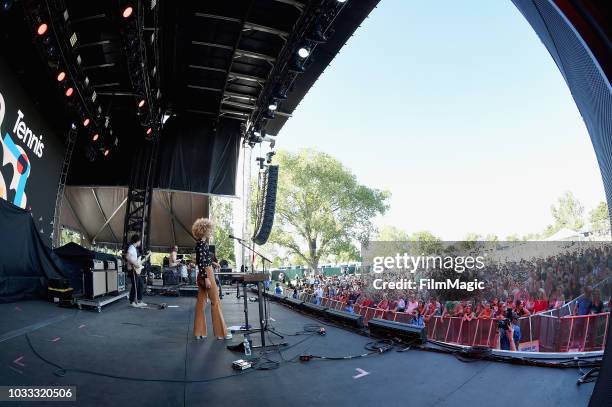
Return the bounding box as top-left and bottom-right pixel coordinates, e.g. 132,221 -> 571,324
409,230 -> 442,255
506,234 -> 520,242
267,149 -> 389,272
376,225 -> 410,241
589,201 -> 610,235
210,196 -> 236,263
550,191 -> 585,232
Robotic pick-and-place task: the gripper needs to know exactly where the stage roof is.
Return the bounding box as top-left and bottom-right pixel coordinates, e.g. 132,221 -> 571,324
60,186 -> 209,251
1,0 -> 380,144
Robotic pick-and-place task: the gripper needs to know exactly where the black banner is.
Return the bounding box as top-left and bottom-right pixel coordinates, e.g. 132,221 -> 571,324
0,57 -> 65,247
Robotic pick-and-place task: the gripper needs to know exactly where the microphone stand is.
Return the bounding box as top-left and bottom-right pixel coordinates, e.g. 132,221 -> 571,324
229,235 -> 286,350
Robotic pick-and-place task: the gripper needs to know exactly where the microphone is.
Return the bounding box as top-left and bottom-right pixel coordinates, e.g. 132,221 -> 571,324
228,234 -> 243,241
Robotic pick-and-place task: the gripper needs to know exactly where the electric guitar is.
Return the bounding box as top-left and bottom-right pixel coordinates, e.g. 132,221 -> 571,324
133,251 -> 152,275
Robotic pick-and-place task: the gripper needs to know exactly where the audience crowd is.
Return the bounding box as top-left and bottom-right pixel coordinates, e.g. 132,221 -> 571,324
281,245 -> 612,325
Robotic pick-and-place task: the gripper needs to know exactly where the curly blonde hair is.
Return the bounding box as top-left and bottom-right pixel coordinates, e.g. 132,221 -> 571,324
192,217 -> 214,241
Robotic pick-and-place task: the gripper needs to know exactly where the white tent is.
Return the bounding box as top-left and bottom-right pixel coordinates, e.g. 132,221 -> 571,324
544,228 -> 584,241
58,186 -> 210,250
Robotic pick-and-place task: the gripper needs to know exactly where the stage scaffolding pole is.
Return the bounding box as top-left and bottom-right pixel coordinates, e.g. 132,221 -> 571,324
52,125 -> 78,248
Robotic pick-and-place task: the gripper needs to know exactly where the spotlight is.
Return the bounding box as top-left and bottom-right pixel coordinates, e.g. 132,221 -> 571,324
307,23 -> 328,43
103,149 -> 110,156
289,57 -> 306,73
2,0 -> 14,12
268,102 -> 278,111
298,47 -> 310,58
56,71 -> 66,82
146,127 -> 152,135
273,88 -> 288,100
138,99 -> 145,108
92,133 -> 99,141
83,118 -> 90,127
36,23 -> 48,36
337,0 -> 348,3
122,6 -> 133,18
65,87 -> 74,97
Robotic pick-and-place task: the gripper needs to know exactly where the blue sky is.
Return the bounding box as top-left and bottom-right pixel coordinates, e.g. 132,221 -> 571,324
273,0 -> 606,240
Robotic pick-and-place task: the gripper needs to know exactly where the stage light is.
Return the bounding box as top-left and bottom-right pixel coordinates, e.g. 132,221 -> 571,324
138,99 -> 145,108
2,0 -> 13,12
83,118 -> 90,127
268,102 -> 278,111
56,71 -> 66,81
298,47 -> 310,58
103,149 -> 110,156
337,0 -> 348,3
122,6 -> 133,18
92,133 -> 99,141
37,23 -> 48,36
65,87 -> 74,97
146,127 -> 152,135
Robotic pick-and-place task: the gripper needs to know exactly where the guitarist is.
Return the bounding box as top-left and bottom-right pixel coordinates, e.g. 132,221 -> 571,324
126,234 -> 148,308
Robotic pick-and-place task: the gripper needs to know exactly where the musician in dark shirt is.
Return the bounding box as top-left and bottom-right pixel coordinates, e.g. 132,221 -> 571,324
192,218 -> 230,340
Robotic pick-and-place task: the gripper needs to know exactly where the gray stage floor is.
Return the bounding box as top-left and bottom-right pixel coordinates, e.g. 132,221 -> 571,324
0,287 -> 596,407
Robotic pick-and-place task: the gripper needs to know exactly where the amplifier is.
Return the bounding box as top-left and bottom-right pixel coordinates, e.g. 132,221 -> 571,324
84,270 -> 107,298
118,271 -> 126,291
92,259 -> 105,270
106,269 -> 118,292
151,278 -> 164,286
163,269 -> 179,286
105,260 -> 116,270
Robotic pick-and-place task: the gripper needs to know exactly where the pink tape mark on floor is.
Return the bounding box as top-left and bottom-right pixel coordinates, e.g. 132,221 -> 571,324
79,324 -> 86,329
8,365 -> 23,375
13,356 -> 25,367
51,337 -> 61,342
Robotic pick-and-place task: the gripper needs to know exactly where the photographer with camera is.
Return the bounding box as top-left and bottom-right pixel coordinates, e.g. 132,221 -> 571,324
497,308 -> 521,351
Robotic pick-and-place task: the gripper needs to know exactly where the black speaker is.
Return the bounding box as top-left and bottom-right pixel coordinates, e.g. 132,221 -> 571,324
324,308 -> 364,328
284,297 -> 305,307
252,165 -> 278,245
303,302 -> 328,315
367,318 -> 427,344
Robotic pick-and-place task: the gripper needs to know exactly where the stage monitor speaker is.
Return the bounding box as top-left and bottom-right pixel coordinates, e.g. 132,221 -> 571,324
324,308 -> 364,328
106,270 -> 118,292
284,297 -> 305,307
252,165 -> 278,245
84,270 -> 107,299
367,318 -> 427,344
303,302 -> 328,315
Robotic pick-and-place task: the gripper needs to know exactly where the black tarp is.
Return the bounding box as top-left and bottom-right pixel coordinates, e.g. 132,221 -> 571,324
155,116 -> 241,195
53,242 -> 117,294
0,198 -> 66,302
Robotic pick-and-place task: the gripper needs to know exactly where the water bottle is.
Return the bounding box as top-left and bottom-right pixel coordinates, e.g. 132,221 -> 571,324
243,338 -> 251,357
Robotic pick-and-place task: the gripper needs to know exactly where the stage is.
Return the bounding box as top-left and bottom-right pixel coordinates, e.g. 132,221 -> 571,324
0,289 -> 596,407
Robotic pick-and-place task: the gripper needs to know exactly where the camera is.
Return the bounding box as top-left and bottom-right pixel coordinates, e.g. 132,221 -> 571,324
496,318 -> 510,330
497,308 -> 514,330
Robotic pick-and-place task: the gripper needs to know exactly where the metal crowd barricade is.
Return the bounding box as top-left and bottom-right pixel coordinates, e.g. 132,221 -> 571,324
316,296 -> 608,352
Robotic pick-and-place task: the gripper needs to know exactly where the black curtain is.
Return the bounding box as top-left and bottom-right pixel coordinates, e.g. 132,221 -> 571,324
0,199 -> 66,302
155,116 -> 241,195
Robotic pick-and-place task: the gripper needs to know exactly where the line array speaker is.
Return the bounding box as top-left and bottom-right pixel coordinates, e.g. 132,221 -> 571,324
252,165 -> 278,245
